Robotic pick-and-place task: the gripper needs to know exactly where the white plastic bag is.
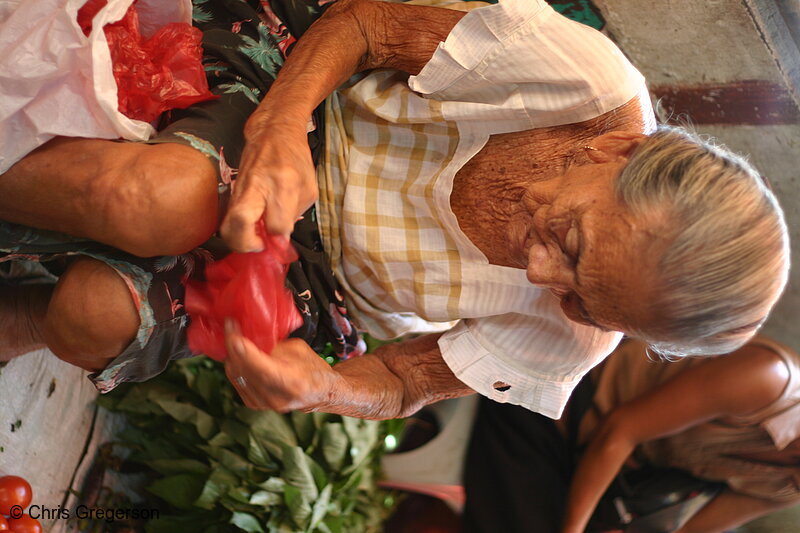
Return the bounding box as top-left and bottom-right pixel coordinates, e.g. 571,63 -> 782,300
0,0 -> 192,173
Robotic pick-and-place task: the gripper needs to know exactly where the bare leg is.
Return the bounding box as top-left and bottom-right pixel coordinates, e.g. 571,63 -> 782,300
0,137 -> 219,257
0,285 -> 52,362
0,257 -> 140,370
42,258 -> 140,372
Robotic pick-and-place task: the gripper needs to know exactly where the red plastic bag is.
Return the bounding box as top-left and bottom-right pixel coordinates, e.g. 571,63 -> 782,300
78,0 -> 217,123
184,224 -> 303,361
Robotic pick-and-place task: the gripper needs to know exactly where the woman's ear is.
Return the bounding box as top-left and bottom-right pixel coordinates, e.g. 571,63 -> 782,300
585,131 -> 649,163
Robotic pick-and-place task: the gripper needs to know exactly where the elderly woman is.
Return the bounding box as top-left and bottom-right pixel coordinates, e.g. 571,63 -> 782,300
0,0 -> 789,419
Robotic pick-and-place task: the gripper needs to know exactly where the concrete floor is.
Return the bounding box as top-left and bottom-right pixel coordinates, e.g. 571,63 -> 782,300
0,350 -> 107,533
594,2 -> 800,529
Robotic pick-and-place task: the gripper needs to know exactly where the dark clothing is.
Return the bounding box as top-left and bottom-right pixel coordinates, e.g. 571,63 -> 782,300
462,377 -> 595,533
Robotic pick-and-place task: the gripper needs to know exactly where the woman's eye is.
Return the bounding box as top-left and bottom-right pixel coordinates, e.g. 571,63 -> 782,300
564,224 -> 579,258
548,219 -> 568,242
549,219 -> 579,260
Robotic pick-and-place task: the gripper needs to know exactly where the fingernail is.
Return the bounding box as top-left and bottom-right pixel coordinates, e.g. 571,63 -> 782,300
232,337 -> 246,357
225,318 -> 240,335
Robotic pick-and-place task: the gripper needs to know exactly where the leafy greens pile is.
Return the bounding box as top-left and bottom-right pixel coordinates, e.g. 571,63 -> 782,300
97,357 -> 402,533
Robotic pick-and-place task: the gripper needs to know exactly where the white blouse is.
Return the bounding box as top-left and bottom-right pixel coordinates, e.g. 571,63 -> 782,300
317,0 -> 654,418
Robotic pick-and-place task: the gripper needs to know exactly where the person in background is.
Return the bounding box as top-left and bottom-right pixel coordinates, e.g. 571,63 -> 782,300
463,336 -> 800,533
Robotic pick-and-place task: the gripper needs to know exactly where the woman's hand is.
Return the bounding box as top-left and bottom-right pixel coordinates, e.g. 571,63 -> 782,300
220,118 -> 317,252
224,326 -> 474,419
218,0 -> 464,250
224,324 -> 339,412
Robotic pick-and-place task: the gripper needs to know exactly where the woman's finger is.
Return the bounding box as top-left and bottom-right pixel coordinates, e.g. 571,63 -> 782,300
224,321 -> 270,408
225,323 -> 264,367
224,322 -> 290,410
220,189 -> 268,252
224,358 -> 265,409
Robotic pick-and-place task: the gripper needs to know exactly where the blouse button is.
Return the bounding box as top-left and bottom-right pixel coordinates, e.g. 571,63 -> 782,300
493,381 -> 511,392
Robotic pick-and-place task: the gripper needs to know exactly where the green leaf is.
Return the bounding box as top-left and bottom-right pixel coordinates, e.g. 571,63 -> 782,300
291,411 -> 316,448
284,484 -> 311,530
226,486 -> 252,505
177,358 -> 198,389
309,459 -> 328,493
196,466 -> 241,510
312,412 -> 330,429
338,470 -> 363,494
247,433 -> 274,468
230,512 -> 265,533
341,418 -> 379,475
144,511 -> 228,533
156,399 -> 217,439
258,477 -> 287,493
267,512 -> 297,533
357,467 -> 374,492
320,423 -> 348,473
94,355 -> 400,533
203,525 -> 236,533
194,367 -> 220,405
309,484 -> 333,531
144,383 -> 181,403
94,394 -> 118,410
281,445 -> 319,501
147,474 -> 205,510
111,384 -> 171,415
209,431 -> 237,448
200,446 -> 252,478
222,419 -> 252,448
238,409 -> 297,460
321,515 -> 343,533
145,458 -> 210,476
363,334 -> 394,353
249,490 -> 282,507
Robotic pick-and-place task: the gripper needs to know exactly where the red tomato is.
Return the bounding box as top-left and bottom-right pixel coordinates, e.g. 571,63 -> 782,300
0,476 -> 32,515
0,515 -> 8,530
6,515 -> 41,533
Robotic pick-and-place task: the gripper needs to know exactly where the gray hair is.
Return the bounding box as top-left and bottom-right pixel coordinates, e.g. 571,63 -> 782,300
617,125 -> 790,357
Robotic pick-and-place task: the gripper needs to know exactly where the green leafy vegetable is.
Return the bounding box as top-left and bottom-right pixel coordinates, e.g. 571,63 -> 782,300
98,355 -> 402,532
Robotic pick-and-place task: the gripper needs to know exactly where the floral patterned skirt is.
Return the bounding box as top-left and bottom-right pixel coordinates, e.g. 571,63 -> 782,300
0,0 -> 363,392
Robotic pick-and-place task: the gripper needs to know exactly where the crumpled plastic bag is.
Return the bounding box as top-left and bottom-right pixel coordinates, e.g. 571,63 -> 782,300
78,0 -> 216,123
185,225 -> 303,361
0,0 -> 192,173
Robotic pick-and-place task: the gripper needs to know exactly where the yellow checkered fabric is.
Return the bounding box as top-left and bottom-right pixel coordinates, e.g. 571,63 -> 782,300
319,71 -> 464,338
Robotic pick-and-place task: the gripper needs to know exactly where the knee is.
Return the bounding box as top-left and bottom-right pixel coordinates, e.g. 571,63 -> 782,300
91,143 -> 219,257
43,258 -> 139,371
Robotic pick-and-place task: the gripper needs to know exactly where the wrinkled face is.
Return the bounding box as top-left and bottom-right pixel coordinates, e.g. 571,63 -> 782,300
512,157 -> 667,334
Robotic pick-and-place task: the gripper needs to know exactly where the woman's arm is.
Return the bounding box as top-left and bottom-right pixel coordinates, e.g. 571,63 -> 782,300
223,326 -> 475,419
220,0 -> 466,251
559,344 -> 790,533
673,489 -> 797,533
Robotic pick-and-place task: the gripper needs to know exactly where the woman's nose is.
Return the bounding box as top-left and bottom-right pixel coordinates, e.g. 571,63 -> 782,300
526,244 -> 575,289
